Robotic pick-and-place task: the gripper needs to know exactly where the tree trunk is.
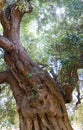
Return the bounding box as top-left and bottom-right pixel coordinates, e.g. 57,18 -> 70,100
0,4 -> 73,130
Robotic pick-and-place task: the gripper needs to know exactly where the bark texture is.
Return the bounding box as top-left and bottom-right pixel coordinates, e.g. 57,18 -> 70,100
0,4 -> 73,130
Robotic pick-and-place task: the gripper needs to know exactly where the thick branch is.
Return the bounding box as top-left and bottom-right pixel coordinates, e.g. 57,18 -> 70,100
0,11 -> 10,30
0,35 -> 14,51
0,70 -> 24,104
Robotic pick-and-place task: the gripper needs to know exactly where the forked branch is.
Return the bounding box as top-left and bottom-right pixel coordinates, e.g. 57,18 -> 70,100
0,36 -> 14,51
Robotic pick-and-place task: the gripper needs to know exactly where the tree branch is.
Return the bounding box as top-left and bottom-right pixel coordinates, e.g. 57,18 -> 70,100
0,70 -> 24,104
0,35 -> 14,51
1,11 -> 10,30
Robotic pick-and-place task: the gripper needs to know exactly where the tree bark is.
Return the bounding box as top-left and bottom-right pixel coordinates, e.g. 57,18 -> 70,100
0,4 -> 73,130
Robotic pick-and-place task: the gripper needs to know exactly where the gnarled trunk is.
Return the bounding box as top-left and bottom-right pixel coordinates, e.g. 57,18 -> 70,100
0,4 -> 73,130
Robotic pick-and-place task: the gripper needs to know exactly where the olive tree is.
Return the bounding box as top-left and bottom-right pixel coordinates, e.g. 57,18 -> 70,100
0,0 -> 73,130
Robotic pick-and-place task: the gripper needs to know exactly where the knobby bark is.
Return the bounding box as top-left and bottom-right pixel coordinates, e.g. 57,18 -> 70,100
0,4 -> 74,130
